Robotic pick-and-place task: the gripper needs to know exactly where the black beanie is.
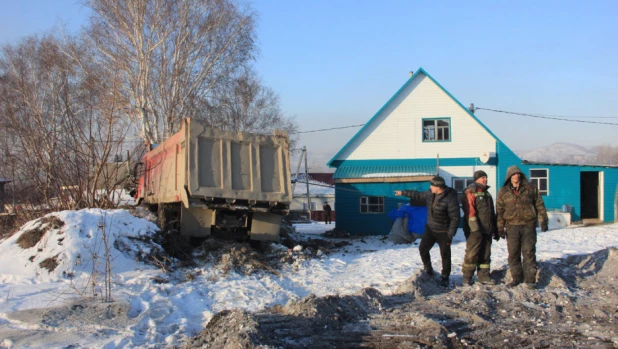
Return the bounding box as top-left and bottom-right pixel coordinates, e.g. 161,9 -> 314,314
430,176 -> 446,187
474,170 -> 488,181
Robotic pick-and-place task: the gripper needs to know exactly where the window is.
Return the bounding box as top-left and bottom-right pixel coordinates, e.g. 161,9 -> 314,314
302,202 -> 317,211
423,119 -> 450,141
360,196 -> 384,213
529,169 -> 548,196
452,177 -> 475,202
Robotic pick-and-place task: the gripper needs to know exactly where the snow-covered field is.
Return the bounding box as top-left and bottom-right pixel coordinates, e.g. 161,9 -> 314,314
0,209 -> 617,348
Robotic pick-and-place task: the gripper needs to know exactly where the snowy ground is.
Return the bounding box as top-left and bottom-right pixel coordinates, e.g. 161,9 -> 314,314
0,209 -> 617,348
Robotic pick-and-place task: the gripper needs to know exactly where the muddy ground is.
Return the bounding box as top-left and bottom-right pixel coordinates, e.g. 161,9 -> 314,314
184,247 -> 618,349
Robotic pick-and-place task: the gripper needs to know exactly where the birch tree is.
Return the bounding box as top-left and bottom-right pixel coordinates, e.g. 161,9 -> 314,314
86,0 -> 257,143
200,68 -> 297,137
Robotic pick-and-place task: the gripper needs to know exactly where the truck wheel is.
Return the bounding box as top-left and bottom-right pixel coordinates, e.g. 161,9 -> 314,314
158,203 -> 180,233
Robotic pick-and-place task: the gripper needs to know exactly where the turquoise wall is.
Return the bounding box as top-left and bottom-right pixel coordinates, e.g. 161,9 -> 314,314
495,163 -> 618,223
335,181 -> 430,235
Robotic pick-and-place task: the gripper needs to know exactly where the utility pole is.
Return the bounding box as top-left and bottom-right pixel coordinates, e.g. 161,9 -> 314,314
292,148 -> 304,193
303,146 -> 312,219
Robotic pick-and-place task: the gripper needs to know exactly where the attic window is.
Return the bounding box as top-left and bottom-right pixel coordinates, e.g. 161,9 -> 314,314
529,169 -> 548,196
423,119 -> 450,141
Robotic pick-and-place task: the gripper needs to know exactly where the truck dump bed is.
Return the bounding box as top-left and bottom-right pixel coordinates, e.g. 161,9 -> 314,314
186,120 -> 292,204
140,118 -> 292,207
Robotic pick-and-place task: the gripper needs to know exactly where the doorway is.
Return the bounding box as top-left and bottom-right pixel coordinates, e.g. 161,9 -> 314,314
580,172 -> 599,219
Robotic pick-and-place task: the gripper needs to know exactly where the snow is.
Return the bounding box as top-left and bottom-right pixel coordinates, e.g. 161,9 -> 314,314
517,142 -> 597,164
292,178 -> 334,195
1,209 -> 618,348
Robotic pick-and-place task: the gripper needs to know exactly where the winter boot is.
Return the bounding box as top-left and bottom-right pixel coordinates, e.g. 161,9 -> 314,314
524,283 -> 537,290
462,276 -> 473,286
439,276 -> 449,288
423,265 -> 435,276
478,276 -> 496,285
507,280 -> 522,288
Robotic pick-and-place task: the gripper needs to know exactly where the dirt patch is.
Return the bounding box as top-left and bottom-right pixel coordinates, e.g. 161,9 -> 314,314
16,227 -> 46,249
195,239 -> 281,276
16,216 -> 65,249
40,216 -> 65,230
39,254 -> 60,272
185,247 -> 618,349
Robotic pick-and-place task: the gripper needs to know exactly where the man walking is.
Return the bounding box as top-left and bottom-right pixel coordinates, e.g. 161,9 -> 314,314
322,202 -> 332,224
461,170 -> 498,285
496,165 -> 548,289
395,176 -> 460,287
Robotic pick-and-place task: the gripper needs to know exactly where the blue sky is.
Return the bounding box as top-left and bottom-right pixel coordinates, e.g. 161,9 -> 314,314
1,0 -> 617,168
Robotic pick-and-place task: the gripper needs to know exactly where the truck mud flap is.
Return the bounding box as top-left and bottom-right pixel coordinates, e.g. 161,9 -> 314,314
249,212 -> 281,242
181,205 -> 215,237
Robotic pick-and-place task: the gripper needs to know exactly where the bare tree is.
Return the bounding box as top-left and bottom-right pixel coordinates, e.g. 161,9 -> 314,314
86,0 -> 257,144
594,145 -> 618,166
0,33 -> 131,221
200,68 -> 297,138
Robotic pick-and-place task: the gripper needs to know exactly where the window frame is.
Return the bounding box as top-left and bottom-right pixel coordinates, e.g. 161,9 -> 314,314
360,196 -> 384,214
529,168 -> 549,196
422,117 -> 452,142
452,177 -> 475,203
302,202 -> 317,211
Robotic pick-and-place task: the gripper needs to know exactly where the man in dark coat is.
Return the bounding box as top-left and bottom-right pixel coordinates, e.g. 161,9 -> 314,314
496,165 -> 548,289
461,170 -> 498,285
395,176 -> 460,287
323,202 -> 332,224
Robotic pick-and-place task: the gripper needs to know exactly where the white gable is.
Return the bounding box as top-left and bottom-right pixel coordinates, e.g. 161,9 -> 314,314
334,73 -> 496,161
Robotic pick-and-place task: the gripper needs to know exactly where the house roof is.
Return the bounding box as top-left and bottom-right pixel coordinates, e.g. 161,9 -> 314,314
307,173 -> 335,185
521,160 -> 618,169
327,67 -> 518,167
333,164 -> 435,179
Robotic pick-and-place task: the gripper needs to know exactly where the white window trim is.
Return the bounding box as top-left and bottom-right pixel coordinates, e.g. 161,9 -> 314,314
452,177 -> 475,193
360,196 -> 384,214
529,168 -> 549,196
422,118 -> 451,142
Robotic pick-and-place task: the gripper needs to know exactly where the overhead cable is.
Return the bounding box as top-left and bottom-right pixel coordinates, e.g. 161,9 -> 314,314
476,108 -> 618,126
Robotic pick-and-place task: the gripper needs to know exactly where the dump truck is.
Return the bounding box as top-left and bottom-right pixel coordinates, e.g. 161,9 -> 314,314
132,118 -> 292,241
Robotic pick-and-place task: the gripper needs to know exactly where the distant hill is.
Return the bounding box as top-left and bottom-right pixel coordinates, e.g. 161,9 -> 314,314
516,143 -> 598,165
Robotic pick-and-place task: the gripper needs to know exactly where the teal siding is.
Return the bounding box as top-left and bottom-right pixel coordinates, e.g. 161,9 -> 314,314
495,141 -> 522,188
335,181 -> 430,235
496,161 -> 618,223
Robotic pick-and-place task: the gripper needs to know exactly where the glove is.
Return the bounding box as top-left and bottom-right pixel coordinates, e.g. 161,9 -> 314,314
540,221 -> 548,232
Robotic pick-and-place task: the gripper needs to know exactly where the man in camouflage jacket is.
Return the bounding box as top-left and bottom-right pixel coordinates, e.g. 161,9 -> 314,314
496,165 -> 548,289
395,176 -> 460,288
461,170 -> 498,285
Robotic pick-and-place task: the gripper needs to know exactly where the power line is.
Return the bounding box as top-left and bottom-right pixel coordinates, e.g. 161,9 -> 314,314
290,124 -> 365,135
476,107 -> 618,126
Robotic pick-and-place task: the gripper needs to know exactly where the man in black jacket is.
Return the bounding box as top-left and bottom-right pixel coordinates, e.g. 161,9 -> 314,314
395,176 -> 461,287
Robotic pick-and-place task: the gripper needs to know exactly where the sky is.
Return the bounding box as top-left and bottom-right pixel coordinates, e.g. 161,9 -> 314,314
1,208 -> 617,347
1,0 -> 617,170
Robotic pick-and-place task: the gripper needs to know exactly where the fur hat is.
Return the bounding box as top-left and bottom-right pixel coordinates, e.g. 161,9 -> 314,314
474,170 -> 488,181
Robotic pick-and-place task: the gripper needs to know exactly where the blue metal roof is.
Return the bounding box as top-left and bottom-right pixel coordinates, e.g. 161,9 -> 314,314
334,164 -> 435,179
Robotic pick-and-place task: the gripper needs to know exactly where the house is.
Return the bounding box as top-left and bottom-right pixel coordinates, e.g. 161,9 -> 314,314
327,68 -> 618,235
290,173 -> 335,222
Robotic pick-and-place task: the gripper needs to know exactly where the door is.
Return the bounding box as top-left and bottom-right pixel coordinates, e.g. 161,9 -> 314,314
580,172 -> 599,219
